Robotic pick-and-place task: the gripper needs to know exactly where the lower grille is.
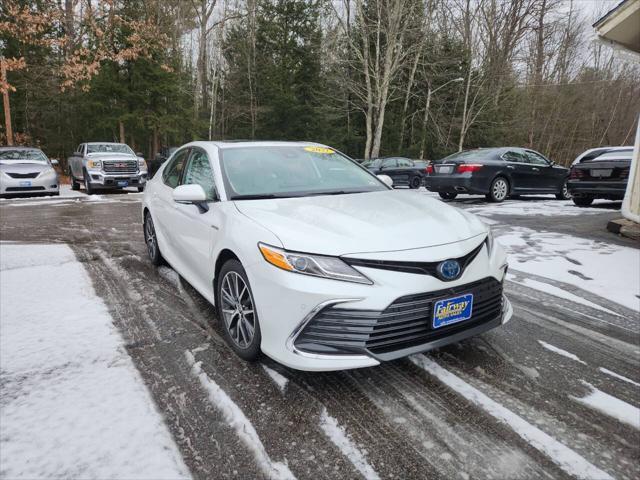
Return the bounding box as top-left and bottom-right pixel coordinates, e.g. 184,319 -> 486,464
5,186 -> 46,192
294,277 -> 503,358
103,161 -> 138,174
6,172 -> 40,179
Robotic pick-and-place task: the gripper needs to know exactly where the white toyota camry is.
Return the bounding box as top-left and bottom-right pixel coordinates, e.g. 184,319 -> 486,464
142,141 -> 512,371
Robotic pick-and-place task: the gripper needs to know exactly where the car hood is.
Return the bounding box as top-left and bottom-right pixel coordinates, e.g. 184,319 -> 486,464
86,152 -> 138,161
0,162 -> 51,173
234,190 -> 487,256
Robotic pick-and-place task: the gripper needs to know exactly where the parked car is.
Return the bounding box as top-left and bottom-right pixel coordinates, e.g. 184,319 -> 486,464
425,147 -> 570,202
142,141 -> 512,371
0,147 -> 59,198
568,147 -> 634,206
570,146 -> 632,166
362,157 -> 426,188
68,142 -> 148,194
149,146 -> 177,178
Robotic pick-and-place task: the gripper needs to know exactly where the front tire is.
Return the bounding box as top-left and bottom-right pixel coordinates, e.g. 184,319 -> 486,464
439,192 -> 458,200
573,196 -> 594,207
486,176 -> 509,203
409,176 -> 422,189
556,179 -> 571,200
143,213 -> 164,266
83,170 -> 94,195
217,260 -> 262,361
70,171 -> 80,191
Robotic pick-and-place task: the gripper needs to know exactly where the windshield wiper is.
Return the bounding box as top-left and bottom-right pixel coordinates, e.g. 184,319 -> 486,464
303,190 -> 368,197
231,193 -> 292,200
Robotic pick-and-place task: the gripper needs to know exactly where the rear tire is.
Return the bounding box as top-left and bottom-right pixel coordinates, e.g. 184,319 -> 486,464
83,170 -> 94,195
573,196 -> 594,207
556,179 -> 571,200
217,259 -> 262,361
486,176 -> 509,203
70,172 -> 80,191
137,185 -> 145,192
438,192 -> 458,200
409,176 -> 422,189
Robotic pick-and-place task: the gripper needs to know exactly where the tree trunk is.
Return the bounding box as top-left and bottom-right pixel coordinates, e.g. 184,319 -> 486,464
419,88 -> 432,159
119,120 -> 125,143
1,59 -> 13,146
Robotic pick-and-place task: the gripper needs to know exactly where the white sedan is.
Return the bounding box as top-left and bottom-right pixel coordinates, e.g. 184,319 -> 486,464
142,141 -> 512,371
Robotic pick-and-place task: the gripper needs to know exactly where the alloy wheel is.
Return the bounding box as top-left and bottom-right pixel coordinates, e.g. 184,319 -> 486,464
144,215 -> 157,260
492,178 -> 508,201
220,271 -> 256,349
562,181 -> 570,199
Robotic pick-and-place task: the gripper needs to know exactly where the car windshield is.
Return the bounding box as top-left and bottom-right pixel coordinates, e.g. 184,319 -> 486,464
87,144 -> 134,155
0,149 -> 48,163
220,146 -> 388,199
440,149 -> 498,162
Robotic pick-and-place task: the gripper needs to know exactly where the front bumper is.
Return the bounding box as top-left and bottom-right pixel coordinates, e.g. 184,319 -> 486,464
0,173 -> 59,197
87,170 -> 147,188
567,180 -> 627,199
246,238 -> 511,371
425,174 -> 488,195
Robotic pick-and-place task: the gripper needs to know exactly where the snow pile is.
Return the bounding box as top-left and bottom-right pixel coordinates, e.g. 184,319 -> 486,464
319,408 -> 380,480
0,243 -> 190,479
185,351 -> 295,479
410,355 -> 614,480
498,227 -> 640,311
465,199 -> 608,217
598,368 -> 640,387
572,382 -> 640,429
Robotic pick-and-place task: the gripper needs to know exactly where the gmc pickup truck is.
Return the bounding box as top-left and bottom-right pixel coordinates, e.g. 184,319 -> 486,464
68,142 -> 148,194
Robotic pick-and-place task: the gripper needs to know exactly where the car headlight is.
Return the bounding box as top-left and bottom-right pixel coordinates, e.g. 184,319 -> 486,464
485,227 -> 494,255
87,159 -> 102,169
258,243 -> 372,285
37,167 -> 56,178
138,159 -> 147,169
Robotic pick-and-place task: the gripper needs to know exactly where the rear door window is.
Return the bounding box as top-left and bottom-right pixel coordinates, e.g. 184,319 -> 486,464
163,148 -> 189,188
503,151 -> 526,163
382,158 -> 398,168
397,158 -> 414,167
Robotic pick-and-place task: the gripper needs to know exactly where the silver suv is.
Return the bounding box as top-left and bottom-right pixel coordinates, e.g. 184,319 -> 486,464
68,142 -> 148,194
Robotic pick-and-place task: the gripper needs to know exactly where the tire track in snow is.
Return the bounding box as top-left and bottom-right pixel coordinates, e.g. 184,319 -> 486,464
410,355 -> 614,480
185,351 -> 296,480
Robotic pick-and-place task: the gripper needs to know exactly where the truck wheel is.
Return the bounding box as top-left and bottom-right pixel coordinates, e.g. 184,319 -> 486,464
83,170 -> 94,195
573,196 -> 593,207
409,176 -> 422,189
439,192 -> 458,200
137,185 -> 145,193
70,171 -> 80,191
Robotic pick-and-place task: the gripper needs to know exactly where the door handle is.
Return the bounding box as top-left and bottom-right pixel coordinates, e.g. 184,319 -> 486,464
532,167 -> 539,171
507,165 -> 515,169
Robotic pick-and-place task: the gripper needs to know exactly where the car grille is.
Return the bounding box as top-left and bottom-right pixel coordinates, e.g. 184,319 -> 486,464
103,161 -> 138,174
343,239 -> 485,279
5,186 -> 46,192
294,277 -> 503,359
6,172 -> 40,179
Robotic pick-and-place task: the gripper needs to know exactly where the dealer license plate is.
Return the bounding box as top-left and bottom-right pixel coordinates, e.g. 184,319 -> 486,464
590,169 -> 612,178
117,180 -> 129,187
19,181 -> 32,187
433,293 -> 474,329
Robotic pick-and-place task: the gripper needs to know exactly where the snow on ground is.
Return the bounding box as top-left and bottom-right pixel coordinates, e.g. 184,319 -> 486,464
507,274 -> 620,316
572,382 -> 640,429
0,243 -> 190,479
599,368 -> 640,388
538,341 -> 587,365
319,408 -> 380,480
0,184 -> 142,206
262,364 -> 289,393
184,351 -> 295,480
410,355 -> 614,480
497,227 -> 640,311
465,198 -> 612,217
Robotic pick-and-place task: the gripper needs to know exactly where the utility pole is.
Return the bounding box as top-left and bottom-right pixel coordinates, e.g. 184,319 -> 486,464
1,58 -> 14,146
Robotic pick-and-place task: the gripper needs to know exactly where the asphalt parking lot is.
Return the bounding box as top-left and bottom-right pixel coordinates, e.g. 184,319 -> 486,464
1,189 -> 638,480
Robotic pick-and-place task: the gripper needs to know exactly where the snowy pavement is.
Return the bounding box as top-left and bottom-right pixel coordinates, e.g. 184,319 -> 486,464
0,190 -> 638,480
0,244 -> 189,479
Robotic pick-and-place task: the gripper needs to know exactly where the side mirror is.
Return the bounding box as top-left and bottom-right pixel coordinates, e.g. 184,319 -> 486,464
377,174 -> 394,188
136,152 -> 144,157
173,184 -> 209,212
51,159 -> 59,165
